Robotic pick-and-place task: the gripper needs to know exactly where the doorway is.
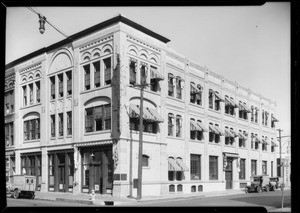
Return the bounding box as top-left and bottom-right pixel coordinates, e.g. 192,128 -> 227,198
225,157 -> 233,189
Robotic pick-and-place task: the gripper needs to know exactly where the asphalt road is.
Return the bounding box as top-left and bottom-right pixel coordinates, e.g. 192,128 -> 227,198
136,189 -> 291,211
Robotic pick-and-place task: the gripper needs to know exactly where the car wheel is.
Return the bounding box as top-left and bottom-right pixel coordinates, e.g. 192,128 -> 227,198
13,190 -> 19,199
245,187 -> 249,193
256,186 -> 262,193
265,186 -> 269,192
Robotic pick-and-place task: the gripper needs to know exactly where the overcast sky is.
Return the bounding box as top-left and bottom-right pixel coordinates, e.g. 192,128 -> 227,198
5,3 -> 290,136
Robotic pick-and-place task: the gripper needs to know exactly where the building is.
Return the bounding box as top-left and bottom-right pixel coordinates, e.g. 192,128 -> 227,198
5,14 -> 280,197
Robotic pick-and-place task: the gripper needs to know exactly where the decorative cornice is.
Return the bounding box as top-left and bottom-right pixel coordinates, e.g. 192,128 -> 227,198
20,62 -> 42,74
79,35 -> 113,52
127,35 -> 161,53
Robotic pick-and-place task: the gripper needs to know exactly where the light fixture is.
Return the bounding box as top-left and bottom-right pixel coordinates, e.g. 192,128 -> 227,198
38,14 -> 46,34
90,152 -> 95,158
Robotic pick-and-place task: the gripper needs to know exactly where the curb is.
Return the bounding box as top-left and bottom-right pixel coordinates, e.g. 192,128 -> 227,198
56,197 -> 94,205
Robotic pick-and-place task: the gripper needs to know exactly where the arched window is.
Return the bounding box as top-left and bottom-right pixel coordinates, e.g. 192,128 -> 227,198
191,185 -> 196,192
168,73 -> 175,97
209,122 -> 214,142
176,115 -> 182,138
197,120 -> 203,140
177,184 -> 183,192
176,76 -> 182,99
209,89 -> 214,109
169,184 -> 175,192
23,112 -> 40,141
168,113 -> 174,136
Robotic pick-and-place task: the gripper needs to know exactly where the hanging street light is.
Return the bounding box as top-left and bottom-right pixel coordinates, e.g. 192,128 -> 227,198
38,14 -> 46,34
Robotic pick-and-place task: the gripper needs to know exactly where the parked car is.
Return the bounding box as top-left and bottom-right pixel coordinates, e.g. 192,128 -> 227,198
8,175 -> 36,199
269,177 -> 279,191
245,175 -> 271,193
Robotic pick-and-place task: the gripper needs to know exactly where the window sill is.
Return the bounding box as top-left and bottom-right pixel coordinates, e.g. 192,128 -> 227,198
167,95 -> 185,103
189,102 -> 204,109
145,89 -> 161,96
21,102 -> 42,110
50,137 -> 56,140
208,108 -> 221,114
209,142 -> 221,145
131,130 -> 157,136
224,113 -> 235,118
84,130 -> 111,136
238,146 -> 247,149
24,139 -> 40,143
189,139 -> 204,143
238,118 -> 248,121
250,121 -> 258,125
81,85 -> 111,95
224,144 -> 235,147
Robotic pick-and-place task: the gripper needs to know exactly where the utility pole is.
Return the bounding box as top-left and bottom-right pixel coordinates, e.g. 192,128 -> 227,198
277,128 -> 284,211
133,78 -> 149,200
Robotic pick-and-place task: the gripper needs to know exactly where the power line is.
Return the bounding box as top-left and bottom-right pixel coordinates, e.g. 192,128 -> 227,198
26,7 -> 70,39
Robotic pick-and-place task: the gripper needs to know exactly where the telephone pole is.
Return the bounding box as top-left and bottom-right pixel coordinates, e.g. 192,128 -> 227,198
276,128 -> 284,211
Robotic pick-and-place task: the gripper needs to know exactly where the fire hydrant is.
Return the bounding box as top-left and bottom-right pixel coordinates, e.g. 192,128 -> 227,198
90,189 -> 95,201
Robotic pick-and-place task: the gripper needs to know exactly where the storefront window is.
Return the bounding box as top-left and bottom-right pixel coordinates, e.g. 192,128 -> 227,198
83,152 -> 90,186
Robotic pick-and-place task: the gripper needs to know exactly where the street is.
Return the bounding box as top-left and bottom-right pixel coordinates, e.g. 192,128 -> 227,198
135,190 -> 291,211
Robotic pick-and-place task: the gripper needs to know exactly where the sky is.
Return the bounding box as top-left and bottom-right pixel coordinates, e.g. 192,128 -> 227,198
5,3 -> 290,136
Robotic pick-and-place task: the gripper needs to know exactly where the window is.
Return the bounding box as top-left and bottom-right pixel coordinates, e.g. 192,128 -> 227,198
215,125 -> 220,143
271,161 -> 273,177
23,86 -> 27,106
67,111 -> 72,135
83,153 -> 90,186
29,84 -> 33,104
251,106 -> 254,122
5,122 -> 14,146
59,113 -> 63,136
49,155 -> 55,185
51,115 -> 55,137
50,76 -> 55,100
176,77 -> 182,99
68,153 -> 74,186
190,83 -> 202,105
239,159 -> 246,180
84,64 -> 90,90
130,118 -> 158,134
190,154 -> 201,180
197,120 -> 204,141
129,60 -> 137,85
168,113 -> 174,136
262,161 -> 267,175
209,123 -> 214,142
262,110 -> 265,125
265,111 -> 269,126
209,156 -> 218,180
36,81 -> 40,103
93,61 -> 100,88
85,104 -> 111,133
150,66 -> 162,92
251,160 -> 257,176
209,89 -> 213,109
142,155 -> 149,167
58,74 -> 63,98
225,127 -> 235,146
104,57 -> 112,85
24,119 -> 40,141
176,115 -> 182,137
214,92 -> 221,111
66,71 -> 72,95
255,134 -> 259,150
225,96 -> 235,115
255,108 -> 258,123
190,119 -> 197,140
168,74 -> 174,97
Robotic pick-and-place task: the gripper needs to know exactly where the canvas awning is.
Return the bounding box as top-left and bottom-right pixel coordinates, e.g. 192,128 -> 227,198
225,97 -> 238,108
253,135 -> 261,143
271,115 -> 279,122
190,83 -> 201,94
215,92 -> 225,102
75,140 -> 113,147
240,103 -> 251,112
176,158 -> 189,172
214,125 -> 225,136
262,138 -> 270,145
147,108 -> 164,123
225,129 -> 235,137
223,152 -> 239,158
150,67 -> 164,81
168,158 -> 182,171
190,120 -> 201,131
129,104 -> 163,123
197,121 -> 208,132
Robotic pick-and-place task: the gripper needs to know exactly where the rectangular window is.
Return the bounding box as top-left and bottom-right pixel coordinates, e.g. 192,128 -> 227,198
83,152 -> 90,186
271,161 -> 273,177
51,115 -> 55,137
68,153 -> 74,186
84,64 -> 90,90
85,108 -> 94,132
251,160 -> 257,176
104,104 -> 111,130
190,154 -> 201,180
59,113 -> 63,136
262,161 -> 267,175
66,71 -> 72,95
58,74 -> 63,98
29,84 -> 33,104
93,61 -> 100,88
239,159 -> 246,180
30,119 -> 36,140
209,156 -> 218,180
23,86 -> 27,106
104,57 -> 111,85
140,65 -> 147,85
176,78 -> 182,99
5,124 -> 9,146
168,114 -> 174,136
209,90 -> 213,109
49,155 -> 55,185
168,74 -> 174,96
10,123 -> 14,146
129,61 -> 136,85
67,111 -> 72,135
150,66 -> 159,92
36,81 -> 40,103
176,116 -> 181,138
50,76 -> 55,100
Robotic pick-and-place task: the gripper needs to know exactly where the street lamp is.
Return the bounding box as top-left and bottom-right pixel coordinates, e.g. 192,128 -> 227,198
38,14 -> 46,34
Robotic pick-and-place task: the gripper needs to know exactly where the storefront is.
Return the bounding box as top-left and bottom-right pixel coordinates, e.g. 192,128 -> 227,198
6,150 -> 15,183
77,142 -> 113,194
20,152 -> 41,191
48,149 -> 74,193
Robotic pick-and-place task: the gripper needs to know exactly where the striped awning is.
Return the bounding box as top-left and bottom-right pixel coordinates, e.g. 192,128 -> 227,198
75,140 -> 113,147
176,158 -> 189,172
150,67 -> 164,81
215,92 -> 225,102
271,140 -> 279,147
168,158 -> 182,171
190,120 -> 201,131
262,138 -> 270,145
129,104 -> 163,122
238,132 -> 245,139
197,121 -> 208,132
271,115 -> 279,122
225,129 -> 235,137
214,125 -> 225,136
239,103 -> 251,112
225,97 -> 238,108
253,135 -> 261,143
190,83 -> 201,94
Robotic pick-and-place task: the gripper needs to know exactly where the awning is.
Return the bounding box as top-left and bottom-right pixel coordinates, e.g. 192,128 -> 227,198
243,132 -> 248,140
262,138 -> 270,145
271,115 -> 279,122
75,140 -> 113,147
215,92 -> 225,102
253,135 -> 261,143
238,132 -> 245,139
225,97 -> 238,108
150,67 -> 164,81
197,121 -> 208,132
191,120 -> 201,131
190,83 -> 201,94
225,129 -> 235,137
214,125 -> 225,136
223,152 -> 239,158
230,129 -> 238,137
176,158 -> 189,172
271,140 -> 279,147
147,108 -> 164,123
209,124 -> 217,133
168,158 -> 182,171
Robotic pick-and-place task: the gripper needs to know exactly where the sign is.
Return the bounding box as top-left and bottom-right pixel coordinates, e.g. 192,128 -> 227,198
95,185 -> 99,191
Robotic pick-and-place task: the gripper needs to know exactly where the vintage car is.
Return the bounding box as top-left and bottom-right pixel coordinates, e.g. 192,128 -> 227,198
8,175 -> 36,199
269,177 -> 280,191
245,175 -> 271,193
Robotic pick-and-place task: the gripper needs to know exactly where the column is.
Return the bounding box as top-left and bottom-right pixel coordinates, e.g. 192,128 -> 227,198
41,148 -> 48,192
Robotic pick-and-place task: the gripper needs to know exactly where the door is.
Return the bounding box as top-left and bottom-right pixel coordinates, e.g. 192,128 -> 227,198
58,154 -> 66,192
89,151 -> 103,194
225,157 -> 233,189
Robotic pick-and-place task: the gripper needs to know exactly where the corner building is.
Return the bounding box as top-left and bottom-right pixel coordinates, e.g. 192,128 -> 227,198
5,15 -> 279,197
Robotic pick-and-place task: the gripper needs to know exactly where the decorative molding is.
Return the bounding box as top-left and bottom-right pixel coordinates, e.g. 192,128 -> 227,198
79,35 -> 114,52
19,62 -> 42,74
127,35 -> 161,53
